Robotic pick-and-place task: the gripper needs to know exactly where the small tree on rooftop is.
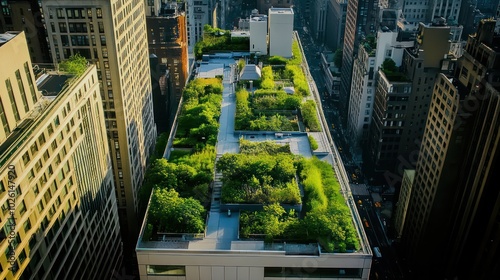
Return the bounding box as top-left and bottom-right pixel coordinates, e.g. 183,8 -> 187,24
381,58 -> 397,73
333,48 -> 343,69
58,53 -> 87,76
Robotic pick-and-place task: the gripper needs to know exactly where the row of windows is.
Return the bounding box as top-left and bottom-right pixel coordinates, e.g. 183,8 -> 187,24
55,8 -> 102,19
0,63 -> 36,137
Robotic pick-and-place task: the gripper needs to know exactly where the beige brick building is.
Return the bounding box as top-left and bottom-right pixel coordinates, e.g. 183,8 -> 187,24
0,32 -> 121,279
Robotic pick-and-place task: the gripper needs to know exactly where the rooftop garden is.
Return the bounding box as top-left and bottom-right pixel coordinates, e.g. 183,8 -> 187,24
238,156 -> 360,252
194,25 -> 250,59
217,140 -> 301,205
140,32 -> 359,252
141,78 -> 222,240
361,35 -> 377,57
58,53 -> 88,76
381,58 -> 410,82
174,77 -> 223,150
234,41 -> 321,132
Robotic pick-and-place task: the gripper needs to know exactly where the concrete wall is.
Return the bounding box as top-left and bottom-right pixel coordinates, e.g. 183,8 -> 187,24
137,250 -> 372,279
250,18 -> 268,55
268,9 -> 294,57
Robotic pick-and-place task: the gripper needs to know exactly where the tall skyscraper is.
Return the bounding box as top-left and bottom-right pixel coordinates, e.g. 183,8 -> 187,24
324,0 -> 347,52
397,21 -> 456,171
42,0 -> 157,254
400,19 -> 500,278
0,31 -> 121,279
310,0 -> 328,42
340,0 -> 380,125
0,0 -> 51,63
347,8 -> 414,164
147,0 -> 189,133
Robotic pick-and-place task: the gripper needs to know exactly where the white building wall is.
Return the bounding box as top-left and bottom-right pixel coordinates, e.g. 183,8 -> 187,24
250,17 -> 268,55
137,250 -> 372,280
268,8 -> 294,57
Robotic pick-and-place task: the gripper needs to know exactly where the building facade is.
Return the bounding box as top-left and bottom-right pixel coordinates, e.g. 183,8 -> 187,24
347,8 -> 414,165
186,0 -> 217,53
393,169 -> 414,238
0,31 -> 121,279
397,22 -> 455,171
249,13 -> 268,55
268,7 -> 294,58
147,0 -> 189,134
42,0 -> 157,251
368,69 -> 412,174
324,0 -> 347,51
402,0 -> 462,29
310,0 -> 328,42
340,0 -> 380,126
0,0 -> 51,63
400,19 -> 500,278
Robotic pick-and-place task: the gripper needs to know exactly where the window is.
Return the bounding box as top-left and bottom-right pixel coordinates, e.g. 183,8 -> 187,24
23,63 -> 35,103
147,266 -> 186,276
1,98 -> 11,135
15,70 -> 29,112
6,79 -> 20,121
96,8 -> 102,18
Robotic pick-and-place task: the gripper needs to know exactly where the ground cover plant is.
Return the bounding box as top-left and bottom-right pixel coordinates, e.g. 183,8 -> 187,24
238,157 -> 360,252
216,153 -> 301,205
174,78 -> 223,149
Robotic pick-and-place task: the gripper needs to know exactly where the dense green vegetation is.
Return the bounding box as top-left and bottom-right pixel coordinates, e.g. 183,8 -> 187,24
148,188 -> 206,234
239,157 -> 360,252
234,88 -> 300,131
239,139 -> 290,155
216,153 -> 301,204
268,56 -> 288,65
58,53 -> 87,76
174,78 -> 223,150
381,58 -> 409,82
142,77 -> 221,236
260,66 -> 274,89
194,25 -> 249,59
140,145 -> 215,206
288,40 -> 303,65
308,135 -> 319,151
301,100 -> 322,132
285,65 -> 309,96
239,203 -> 296,241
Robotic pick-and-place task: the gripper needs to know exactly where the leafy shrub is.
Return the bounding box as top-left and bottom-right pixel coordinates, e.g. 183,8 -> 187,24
301,100 -> 321,132
58,53 -> 87,76
148,188 -> 205,233
175,78 -> 222,149
217,153 -> 301,204
239,139 -> 290,155
308,135 -> 319,150
268,56 -> 288,65
239,204 -> 296,241
260,66 -> 274,89
238,157 -> 361,252
285,65 -> 309,96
